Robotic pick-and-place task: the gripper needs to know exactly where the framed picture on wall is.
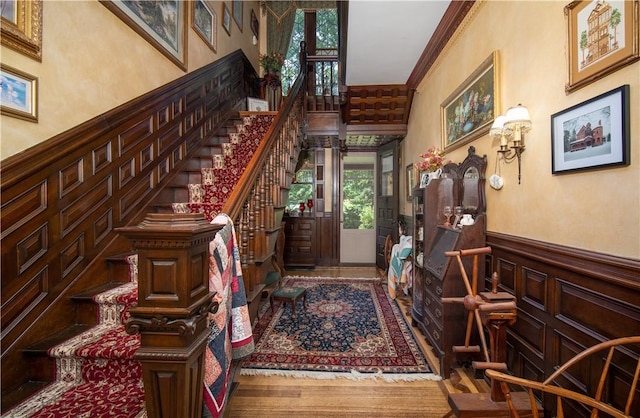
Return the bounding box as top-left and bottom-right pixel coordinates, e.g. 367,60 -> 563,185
565,0 -> 640,93
406,164 -> 415,201
250,9 -> 259,39
232,0 -> 243,32
551,84 -> 630,174
441,51 -> 500,152
247,97 -> 269,111
0,64 -> 38,122
222,3 -> 231,36
192,0 -> 216,52
100,0 -> 187,71
0,0 -> 42,61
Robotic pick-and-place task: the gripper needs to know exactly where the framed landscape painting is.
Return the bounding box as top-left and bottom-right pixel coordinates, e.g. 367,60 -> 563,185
565,0 -> 640,93
192,0 -> 216,52
0,64 -> 38,122
441,51 -> 500,152
551,84 -> 629,174
100,0 -> 187,71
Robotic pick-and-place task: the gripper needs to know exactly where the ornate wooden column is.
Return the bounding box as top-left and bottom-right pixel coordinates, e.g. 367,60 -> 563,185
117,213 -> 222,418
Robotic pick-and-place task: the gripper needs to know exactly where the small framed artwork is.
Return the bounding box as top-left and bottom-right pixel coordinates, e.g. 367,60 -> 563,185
192,0 -> 216,52
232,0 -> 243,32
250,9 -> 259,39
565,1 -> 639,93
551,84 -> 629,174
100,0 -> 187,71
1,0 -> 42,61
419,172 -> 429,189
247,97 -> 269,111
406,164 -> 415,201
222,3 -> 231,36
441,51 -> 500,152
0,64 -> 38,122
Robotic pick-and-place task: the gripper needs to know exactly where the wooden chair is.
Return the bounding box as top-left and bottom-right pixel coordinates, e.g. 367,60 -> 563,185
486,336 -> 640,418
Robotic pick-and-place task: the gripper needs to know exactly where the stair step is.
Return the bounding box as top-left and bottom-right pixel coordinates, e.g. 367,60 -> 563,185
23,324 -> 93,355
72,282 -> 129,325
71,282 -> 128,301
156,185 -> 189,203
1,381 -> 49,413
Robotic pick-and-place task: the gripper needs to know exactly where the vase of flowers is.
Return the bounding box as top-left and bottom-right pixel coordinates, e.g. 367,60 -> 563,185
415,146 -> 449,187
259,51 -> 284,76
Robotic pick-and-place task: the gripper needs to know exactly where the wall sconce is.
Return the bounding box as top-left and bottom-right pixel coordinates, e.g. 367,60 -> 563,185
490,104 -> 531,184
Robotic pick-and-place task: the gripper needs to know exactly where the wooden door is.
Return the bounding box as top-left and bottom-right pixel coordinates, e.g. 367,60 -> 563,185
375,140 -> 400,269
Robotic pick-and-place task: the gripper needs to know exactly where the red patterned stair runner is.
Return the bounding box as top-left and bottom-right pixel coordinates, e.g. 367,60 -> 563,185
172,114 -> 275,221
3,256 -> 145,418
4,114 -> 274,417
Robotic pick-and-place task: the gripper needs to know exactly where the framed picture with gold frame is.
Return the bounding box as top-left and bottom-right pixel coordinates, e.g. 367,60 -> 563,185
192,0 -> 216,52
0,64 -> 38,122
100,0 -> 187,71
232,0 -> 243,32
0,0 -> 42,61
406,164 -> 415,201
565,0 -> 640,93
441,51 -> 500,152
222,3 -> 231,36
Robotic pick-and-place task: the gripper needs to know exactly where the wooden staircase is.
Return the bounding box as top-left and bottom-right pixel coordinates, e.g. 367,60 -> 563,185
1,48 -> 309,415
1,254 -> 137,413
152,115 -> 241,213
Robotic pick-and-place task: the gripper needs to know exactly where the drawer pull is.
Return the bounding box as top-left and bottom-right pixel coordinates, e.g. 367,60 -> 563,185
436,285 -> 443,295
435,308 -> 442,318
433,330 -> 440,341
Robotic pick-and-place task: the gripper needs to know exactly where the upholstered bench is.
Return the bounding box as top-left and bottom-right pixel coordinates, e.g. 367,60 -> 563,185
270,286 -> 307,318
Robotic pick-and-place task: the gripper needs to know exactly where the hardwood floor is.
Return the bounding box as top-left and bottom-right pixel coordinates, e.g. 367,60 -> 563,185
224,266 -> 489,418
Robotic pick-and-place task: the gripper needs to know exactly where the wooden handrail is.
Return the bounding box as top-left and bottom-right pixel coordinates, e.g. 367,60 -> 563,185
219,46 -> 309,296
222,66 -> 307,221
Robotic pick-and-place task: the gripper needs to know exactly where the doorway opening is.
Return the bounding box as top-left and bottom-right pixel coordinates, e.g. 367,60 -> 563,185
340,153 -> 376,264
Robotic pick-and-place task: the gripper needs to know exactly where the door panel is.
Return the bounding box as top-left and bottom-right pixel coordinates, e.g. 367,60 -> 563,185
376,141 -> 400,269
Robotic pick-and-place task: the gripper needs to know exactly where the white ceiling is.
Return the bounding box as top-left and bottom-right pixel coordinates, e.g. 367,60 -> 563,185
345,0 -> 450,86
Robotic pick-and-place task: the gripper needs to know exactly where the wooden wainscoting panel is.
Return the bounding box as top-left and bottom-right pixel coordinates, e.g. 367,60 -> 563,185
486,231 -> 640,417
0,50 -> 257,397
495,257 -> 516,293
554,278 -> 640,340
520,267 -> 547,312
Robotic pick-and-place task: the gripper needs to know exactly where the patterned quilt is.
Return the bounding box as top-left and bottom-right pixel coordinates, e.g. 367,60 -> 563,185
203,214 -> 255,417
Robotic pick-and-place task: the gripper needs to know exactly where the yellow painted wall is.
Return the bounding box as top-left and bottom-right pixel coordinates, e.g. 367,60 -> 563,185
402,1 -> 639,259
1,1 -> 261,159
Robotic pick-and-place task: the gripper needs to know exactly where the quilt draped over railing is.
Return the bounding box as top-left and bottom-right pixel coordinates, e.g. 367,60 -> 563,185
203,214 -> 255,417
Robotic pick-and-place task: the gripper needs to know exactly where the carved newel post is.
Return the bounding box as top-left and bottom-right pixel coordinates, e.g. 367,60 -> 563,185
116,213 -> 223,418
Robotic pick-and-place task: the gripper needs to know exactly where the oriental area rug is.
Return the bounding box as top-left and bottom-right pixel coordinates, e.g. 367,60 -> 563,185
240,276 -> 439,382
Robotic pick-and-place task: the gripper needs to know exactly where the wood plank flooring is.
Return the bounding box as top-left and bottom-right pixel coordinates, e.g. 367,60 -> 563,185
224,266 -> 489,418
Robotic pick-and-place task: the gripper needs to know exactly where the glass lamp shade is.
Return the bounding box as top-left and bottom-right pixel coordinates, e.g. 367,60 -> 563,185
489,115 -> 507,139
504,105 -> 532,132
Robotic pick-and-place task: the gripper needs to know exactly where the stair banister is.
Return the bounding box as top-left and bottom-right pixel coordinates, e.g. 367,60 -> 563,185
220,45 -> 309,296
